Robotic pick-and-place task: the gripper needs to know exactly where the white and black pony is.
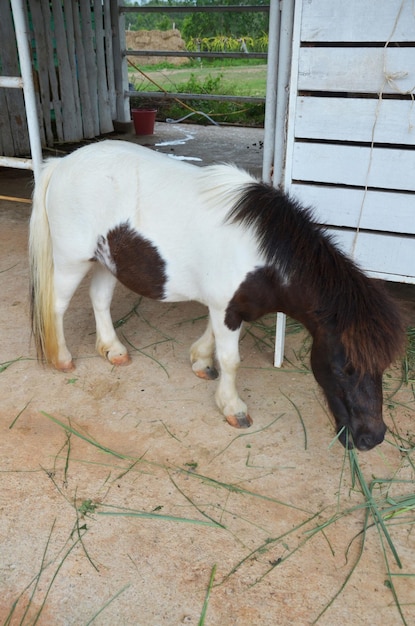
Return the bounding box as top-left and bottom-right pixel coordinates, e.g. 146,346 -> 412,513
29,140 -> 405,450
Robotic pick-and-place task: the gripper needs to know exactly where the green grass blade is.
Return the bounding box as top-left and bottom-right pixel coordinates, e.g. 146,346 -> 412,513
84,584 -> 131,625
198,564 -> 216,626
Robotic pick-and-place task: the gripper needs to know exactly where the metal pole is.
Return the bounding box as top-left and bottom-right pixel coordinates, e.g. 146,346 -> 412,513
270,0 -> 295,367
10,0 -> 43,182
272,0 -> 295,188
262,0 -> 281,183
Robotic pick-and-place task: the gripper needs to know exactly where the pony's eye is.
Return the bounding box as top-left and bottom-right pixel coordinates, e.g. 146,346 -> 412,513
344,363 -> 356,377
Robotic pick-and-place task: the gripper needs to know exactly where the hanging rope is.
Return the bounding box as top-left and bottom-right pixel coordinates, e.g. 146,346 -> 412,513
351,0 -> 411,257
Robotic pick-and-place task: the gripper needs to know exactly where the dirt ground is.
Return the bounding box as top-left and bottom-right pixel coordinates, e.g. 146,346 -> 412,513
1,129 -> 415,625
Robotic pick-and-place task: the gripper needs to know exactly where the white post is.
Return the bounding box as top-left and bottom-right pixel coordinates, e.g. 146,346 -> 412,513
10,0 -> 43,182
272,0 -> 295,188
262,0 -> 281,183
271,0 -> 296,367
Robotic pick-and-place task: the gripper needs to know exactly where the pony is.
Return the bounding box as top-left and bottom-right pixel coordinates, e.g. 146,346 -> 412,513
29,140 -> 406,451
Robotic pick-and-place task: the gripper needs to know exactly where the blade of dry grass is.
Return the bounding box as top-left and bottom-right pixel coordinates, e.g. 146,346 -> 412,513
97,504 -> 221,527
198,564 -> 217,626
41,411 -> 132,460
178,467 -> 314,514
168,472 -> 226,529
280,391 -> 307,450
8,399 -> 31,429
210,413 -> 285,461
84,584 -> 131,625
1,356 -> 24,374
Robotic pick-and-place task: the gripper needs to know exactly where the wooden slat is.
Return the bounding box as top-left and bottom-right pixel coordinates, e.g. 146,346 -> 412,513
298,47 -> 415,95
103,0 -> 116,119
326,229 -> 415,281
301,0 -> 415,43
292,142 -> 415,192
289,184 -> 415,234
39,0 -> 64,142
0,89 -> 14,155
294,97 -> 415,145
80,1 -> 99,136
72,2 -> 95,139
51,0 -> 83,142
94,0 -> 113,133
27,0 -> 54,146
0,0 -> 29,156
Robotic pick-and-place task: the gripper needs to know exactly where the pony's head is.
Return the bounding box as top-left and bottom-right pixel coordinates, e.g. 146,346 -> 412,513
308,272 -> 406,450
310,326 -> 386,450
226,182 -> 406,450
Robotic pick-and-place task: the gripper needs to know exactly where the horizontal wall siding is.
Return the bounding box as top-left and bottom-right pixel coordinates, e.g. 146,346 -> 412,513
327,229 -> 415,282
285,0 -> 415,282
294,97 -> 415,145
301,0 -> 415,42
292,143 -> 415,193
298,47 -> 415,94
289,185 -> 415,235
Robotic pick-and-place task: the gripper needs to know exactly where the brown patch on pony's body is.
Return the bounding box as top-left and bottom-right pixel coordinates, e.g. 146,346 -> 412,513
95,222 -> 167,299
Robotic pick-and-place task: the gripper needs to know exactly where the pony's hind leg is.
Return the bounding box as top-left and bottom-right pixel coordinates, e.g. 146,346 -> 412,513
190,317 -> 218,380
53,261 -> 91,371
209,307 -> 252,429
89,264 -> 131,366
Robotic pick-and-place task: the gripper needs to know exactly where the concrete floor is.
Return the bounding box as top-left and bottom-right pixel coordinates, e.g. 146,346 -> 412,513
115,120 -> 265,176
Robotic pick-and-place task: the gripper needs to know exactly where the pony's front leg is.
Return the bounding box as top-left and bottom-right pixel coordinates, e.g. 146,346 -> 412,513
90,265 -> 131,366
190,317 -> 218,380
209,308 -> 253,429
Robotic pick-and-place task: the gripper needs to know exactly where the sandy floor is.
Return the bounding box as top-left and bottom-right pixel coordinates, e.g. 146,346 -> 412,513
1,139 -> 414,625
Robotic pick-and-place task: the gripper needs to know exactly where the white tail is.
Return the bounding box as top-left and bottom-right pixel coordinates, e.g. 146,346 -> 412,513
29,158 -> 61,365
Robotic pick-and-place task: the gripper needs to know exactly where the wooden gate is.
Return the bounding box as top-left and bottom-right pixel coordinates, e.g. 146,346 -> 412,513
284,0 -> 415,283
0,0 -> 117,157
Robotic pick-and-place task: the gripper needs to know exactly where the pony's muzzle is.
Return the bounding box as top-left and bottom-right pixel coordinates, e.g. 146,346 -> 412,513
338,422 -> 387,451
354,423 -> 387,451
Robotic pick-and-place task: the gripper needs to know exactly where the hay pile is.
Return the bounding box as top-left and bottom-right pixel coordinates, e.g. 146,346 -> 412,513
126,29 -> 188,66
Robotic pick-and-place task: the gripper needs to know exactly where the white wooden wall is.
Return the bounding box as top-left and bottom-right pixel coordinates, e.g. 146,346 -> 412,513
284,0 -> 415,283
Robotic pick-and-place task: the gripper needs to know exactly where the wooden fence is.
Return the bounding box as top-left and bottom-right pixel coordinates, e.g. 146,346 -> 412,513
0,0 -> 117,157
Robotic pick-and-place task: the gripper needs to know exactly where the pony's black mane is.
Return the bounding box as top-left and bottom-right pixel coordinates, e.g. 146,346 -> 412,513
228,182 -> 406,373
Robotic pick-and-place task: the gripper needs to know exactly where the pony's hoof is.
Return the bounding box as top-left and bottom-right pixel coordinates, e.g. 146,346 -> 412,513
226,412 -> 253,428
193,366 -> 219,380
55,360 -> 76,373
108,353 -> 131,366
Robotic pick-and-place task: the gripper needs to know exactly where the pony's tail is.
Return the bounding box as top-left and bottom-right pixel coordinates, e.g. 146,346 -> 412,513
29,159 -> 60,365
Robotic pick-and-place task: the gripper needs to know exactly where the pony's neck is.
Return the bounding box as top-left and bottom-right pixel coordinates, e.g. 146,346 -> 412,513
224,266 -> 319,335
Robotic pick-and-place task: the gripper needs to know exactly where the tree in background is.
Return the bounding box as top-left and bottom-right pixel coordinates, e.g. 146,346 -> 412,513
124,0 -> 269,40
182,0 -> 269,40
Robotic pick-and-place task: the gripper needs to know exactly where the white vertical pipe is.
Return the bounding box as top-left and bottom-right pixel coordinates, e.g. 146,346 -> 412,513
274,312 -> 286,367
10,0 -> 43,182
272,0 -> 295,188
262,0 -> 281,183
271,0 -> 295,367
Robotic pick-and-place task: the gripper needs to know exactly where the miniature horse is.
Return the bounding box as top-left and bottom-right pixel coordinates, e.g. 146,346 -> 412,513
29,140 -> 405,451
